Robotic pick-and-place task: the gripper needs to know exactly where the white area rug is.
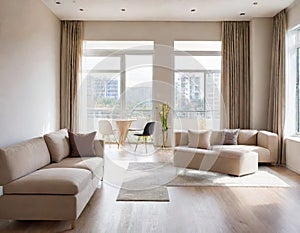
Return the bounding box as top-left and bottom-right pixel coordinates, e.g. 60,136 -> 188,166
116,162 -> 292,201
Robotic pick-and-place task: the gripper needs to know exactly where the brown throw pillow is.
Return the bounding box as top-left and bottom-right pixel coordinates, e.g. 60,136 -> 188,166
68,131 -> 96,157
223,129 -> 239,145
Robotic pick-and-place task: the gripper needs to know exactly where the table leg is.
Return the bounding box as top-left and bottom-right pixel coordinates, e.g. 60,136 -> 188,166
115,121 -> 132,146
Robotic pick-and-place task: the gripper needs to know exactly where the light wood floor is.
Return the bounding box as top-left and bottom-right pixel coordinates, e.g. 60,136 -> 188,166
1,145 -> 300,233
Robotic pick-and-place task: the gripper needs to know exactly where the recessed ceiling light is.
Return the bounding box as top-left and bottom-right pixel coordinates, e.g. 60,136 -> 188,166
191,9 -> 196,13
55,1 -> 61,4
121,8 -> 126,12
79,8 -> 84,12
240,12 -> 246,16
253,2 -> 258,5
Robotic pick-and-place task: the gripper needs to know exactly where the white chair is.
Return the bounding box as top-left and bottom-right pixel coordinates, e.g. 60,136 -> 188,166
98,119 -> 119,148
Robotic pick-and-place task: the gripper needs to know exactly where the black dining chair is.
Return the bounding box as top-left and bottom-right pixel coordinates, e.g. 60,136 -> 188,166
134,121 -> 156,153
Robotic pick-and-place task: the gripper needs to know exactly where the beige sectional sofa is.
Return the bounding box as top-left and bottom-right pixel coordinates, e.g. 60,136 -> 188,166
0,129 -> 104,228
174,129 -> 278,176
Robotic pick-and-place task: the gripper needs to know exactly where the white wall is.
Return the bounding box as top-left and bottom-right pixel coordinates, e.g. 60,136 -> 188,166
285,137 -> 300,174
84,21 -> 221,41
250,18 -> 273,130
0,0 -> 61,147
287,1 -> 300,30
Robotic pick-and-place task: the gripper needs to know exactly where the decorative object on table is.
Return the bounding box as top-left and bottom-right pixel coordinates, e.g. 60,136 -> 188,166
159,103 -> 170,148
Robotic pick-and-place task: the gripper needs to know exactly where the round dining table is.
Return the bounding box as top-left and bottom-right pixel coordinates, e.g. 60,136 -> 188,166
114,119 -> 136,146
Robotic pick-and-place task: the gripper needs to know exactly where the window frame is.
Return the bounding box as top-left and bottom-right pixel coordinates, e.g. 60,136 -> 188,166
82,41 -> 154,119
296,31 -> 300,133
173,42 -> 222,120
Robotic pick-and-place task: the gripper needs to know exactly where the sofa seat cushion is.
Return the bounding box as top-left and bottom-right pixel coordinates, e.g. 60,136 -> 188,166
3,168 -> 91,195
174,146 -> 215,155
174,146 -> 258,176
44,157 -> 104,179
175,146 -> 255,159
211,145 -> 270,162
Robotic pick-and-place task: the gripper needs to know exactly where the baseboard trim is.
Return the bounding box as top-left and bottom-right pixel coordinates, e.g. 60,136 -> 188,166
286,165 -> 300,175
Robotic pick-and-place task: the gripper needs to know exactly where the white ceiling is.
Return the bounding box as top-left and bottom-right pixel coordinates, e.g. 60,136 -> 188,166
42,0 -> 295,21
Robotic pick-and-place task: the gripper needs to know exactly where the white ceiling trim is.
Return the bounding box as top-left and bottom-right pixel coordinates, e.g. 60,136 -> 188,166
42,0 -> 295,21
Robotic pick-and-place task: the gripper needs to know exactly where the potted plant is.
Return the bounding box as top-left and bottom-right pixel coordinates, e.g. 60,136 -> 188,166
159,103 -> 170,148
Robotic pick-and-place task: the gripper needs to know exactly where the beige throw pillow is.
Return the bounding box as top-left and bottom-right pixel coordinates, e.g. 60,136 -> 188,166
44,129 -> 70,163
188,130 -> 211,149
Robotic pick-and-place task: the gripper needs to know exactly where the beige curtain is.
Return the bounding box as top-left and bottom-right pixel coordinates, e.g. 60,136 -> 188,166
221,21 -> 250,129
267,10 -> 287,164
60,21 -> 83,132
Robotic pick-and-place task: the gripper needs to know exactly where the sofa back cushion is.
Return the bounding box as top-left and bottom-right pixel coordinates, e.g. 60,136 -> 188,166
238,130 -> 258,145
0,137 -> 51,185
210,131 -> 224,145
175,129 -> 259,147
175,131 -> 189,146
44,129 -> 70,162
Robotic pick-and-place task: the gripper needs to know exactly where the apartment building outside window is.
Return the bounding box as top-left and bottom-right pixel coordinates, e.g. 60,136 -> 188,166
174,41 -> 222,129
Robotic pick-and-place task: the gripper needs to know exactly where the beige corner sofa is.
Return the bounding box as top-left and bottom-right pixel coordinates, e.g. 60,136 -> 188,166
174,130 -> 278,176
0,129 -> 104,228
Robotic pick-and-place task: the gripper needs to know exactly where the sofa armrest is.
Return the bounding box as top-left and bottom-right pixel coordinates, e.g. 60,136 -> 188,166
94,139 -> 104,158
257,131 -> 278,163
174,131 -> 188,146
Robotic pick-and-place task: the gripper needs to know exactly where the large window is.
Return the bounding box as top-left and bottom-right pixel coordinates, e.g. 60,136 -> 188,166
286,27 -> 300,135
296,30 -> 300,133
174,41 -> 221,130
81,41 -> 153,132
